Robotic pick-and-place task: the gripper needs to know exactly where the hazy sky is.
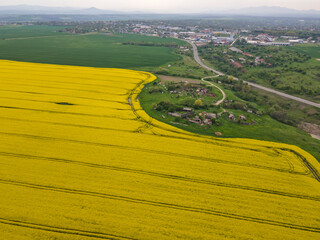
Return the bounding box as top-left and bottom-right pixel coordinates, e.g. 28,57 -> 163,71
1,0 -> 319,12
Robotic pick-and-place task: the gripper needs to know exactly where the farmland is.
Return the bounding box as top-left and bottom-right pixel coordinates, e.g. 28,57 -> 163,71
0,25 -> 68,39
0,60 -> 320,239
0,25 -> 184,68
291,44 -> 320,59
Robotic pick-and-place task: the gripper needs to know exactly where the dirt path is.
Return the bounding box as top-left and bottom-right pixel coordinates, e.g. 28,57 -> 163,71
158,75 -> 226,106
158,75 -> 203,84
201,76 -> 226,106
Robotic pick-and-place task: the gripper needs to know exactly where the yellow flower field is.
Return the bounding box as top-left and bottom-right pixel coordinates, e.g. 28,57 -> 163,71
0,60 -> 319,239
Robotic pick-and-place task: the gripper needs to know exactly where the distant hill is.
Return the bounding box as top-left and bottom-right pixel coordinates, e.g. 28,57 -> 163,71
0,5 -> 319,18
223,6 -> 320,18
0,5 -> 122,15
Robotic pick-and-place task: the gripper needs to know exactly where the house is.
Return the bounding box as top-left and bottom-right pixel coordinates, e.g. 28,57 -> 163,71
203,119 -> 212,125
183,107 -> 193,112
196,88 -> 209,95
189,116 -> 202,125
181,112 -> 194,119
229,113 -> 235,120
239,115 -> 247,121
206,113 -> 217,119
258,42 -> 291,46
243,52 -> 253,57
229,47 -> 243,53
239,57 -> 246,63
168,112 -> 181,118
232,62 -> 243,68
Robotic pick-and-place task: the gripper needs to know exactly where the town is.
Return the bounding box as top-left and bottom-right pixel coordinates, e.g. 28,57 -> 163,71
53,20 -> 320,46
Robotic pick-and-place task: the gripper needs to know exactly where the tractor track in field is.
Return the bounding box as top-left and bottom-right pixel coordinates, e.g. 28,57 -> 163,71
0,116 -> 140,133
0,76 -> 137,90
0,80 -> 131,95
131,80 -> 320,181
0,78 -> 314,179
0,78 -> 301,174
283,148 -> 320,182
0,130 -> 297,175
0,96 -> 131,110
0,88 -> 129,105
0,106 -> 135,120
1,61 -> 319,239
0,218 -> 136,240
0,179 -> 320,233
0,151 -> 318,201
0,67 -> 145,79
131,77 -> 320,183
0,112 -> 301,175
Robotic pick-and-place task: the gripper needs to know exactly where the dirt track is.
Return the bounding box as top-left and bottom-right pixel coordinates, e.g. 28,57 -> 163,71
158,75 -> 203,84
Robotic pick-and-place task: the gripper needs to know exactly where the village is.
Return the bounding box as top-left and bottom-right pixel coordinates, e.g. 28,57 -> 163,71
148,80 -> 258,134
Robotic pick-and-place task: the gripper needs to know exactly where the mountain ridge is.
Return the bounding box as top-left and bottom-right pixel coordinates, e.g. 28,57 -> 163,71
0,5 -> 318,18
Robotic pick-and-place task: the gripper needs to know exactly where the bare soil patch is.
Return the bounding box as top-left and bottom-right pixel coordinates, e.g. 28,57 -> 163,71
299,122 -> 320,140
158,75 -> 201,84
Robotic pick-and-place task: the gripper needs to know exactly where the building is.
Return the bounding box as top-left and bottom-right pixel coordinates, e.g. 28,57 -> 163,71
229,47 -> 243,53
289,39 -> 304,44
229,113 -> 235,120
168,112 -> 181,118
203,119 -> 213,125
239,115 -> 247,121
232,62 -> 243,68
206,113 -> 217,119
258,42 -> 291,46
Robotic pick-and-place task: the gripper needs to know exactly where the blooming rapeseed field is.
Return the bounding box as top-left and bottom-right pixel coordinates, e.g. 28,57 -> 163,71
0,60 -> 319,239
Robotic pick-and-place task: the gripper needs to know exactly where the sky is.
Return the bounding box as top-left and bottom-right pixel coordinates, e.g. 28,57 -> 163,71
0,0 -> 319,13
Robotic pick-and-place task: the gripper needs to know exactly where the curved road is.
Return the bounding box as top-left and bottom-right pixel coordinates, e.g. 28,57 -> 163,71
202,76 -> 226,106
187,40 -> 320,109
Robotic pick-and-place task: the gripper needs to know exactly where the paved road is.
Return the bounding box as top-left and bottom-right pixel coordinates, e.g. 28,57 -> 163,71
230,37 -> 239,46
188,40 -> 224,76
187,40 -> 320,109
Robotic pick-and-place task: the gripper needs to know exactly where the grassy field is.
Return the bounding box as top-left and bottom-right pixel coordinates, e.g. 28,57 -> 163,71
1,60 -> 320,239
138,55 -> 212,79
290,44 -> 320,59
0,25 -> 185,68
0,25 -> 68,39
140,77 -> 320,162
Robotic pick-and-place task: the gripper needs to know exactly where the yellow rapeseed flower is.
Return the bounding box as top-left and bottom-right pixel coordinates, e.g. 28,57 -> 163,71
0,60 -> 319,240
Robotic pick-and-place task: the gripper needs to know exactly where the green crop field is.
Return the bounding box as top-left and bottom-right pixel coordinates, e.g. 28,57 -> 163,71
0,25 -> 68,39
0,25 -> 185,68
290,44 -> 320,59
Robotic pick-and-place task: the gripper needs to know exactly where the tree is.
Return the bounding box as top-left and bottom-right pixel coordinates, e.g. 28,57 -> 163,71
194,99 -> 203,108
228,76 -> 234,81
